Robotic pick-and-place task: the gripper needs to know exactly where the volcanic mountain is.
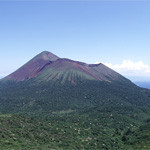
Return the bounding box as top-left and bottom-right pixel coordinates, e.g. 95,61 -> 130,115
4,51 -> 129,84
1,51 -> 150,150
0,51 -> 150,114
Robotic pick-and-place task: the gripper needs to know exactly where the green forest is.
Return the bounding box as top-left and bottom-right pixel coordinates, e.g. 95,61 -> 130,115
1,80 -> 150,149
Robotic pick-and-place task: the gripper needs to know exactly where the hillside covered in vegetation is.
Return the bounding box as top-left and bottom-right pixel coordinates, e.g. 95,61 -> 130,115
1,51 -> 150,149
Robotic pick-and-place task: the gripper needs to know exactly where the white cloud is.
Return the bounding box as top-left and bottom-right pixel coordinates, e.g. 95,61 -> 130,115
97,60 -> 150,77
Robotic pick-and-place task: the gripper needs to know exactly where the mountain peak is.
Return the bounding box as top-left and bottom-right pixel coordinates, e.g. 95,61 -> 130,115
5,51 -> 59,81
4,51 -> 128,84
33,51 -> 59,61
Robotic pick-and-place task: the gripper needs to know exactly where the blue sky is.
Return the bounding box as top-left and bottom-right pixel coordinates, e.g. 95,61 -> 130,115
0,1 -> 150,81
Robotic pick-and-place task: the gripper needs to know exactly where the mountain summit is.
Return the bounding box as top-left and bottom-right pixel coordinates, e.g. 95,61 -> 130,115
4,51 -> 129,84
5,51 -> 59,81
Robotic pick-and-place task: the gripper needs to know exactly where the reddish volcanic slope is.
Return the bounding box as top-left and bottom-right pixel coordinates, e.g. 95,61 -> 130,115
5,51 -> 59,81
4,51 -> 127,83
34,59 -> 101,84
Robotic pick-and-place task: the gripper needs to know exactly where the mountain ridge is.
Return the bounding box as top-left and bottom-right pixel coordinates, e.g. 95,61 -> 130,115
3,51 -> 131,85
4,51 -> 59,81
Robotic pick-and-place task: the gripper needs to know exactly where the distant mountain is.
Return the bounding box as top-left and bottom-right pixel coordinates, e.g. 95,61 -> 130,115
135,81 -> 150,89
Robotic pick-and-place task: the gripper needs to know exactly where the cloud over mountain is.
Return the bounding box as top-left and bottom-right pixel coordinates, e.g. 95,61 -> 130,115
98,60 -> 150,77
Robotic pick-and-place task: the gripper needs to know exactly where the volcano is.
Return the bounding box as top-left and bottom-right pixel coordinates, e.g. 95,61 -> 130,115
1,51 -> 150,149
4,51 -> 129,85
0,51 -> 150,114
